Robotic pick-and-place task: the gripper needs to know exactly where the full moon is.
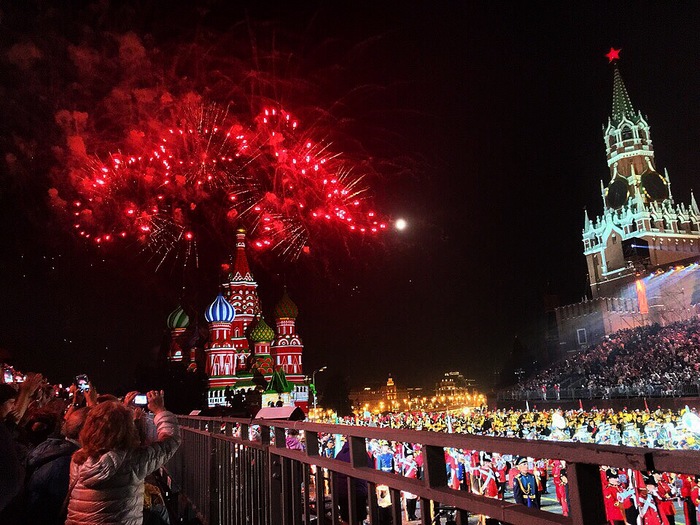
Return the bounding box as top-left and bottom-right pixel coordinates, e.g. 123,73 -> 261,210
395,218 -> 407,231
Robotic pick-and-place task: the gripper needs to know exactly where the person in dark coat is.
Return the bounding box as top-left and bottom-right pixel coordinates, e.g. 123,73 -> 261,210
24,407 -> 89,525
512,457 -> 539,509
334,441 -> 372,524
0,384 -> 22,514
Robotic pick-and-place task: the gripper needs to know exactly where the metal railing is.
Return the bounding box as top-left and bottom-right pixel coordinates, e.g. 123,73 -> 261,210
167,415 -> 700,525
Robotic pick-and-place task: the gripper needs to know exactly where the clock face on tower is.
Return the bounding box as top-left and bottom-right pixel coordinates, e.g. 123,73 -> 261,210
640,171 -> 669,202
605,177 -> 629,209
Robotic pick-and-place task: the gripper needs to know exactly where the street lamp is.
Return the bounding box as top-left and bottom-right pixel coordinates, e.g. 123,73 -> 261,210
312,366 -> 327,410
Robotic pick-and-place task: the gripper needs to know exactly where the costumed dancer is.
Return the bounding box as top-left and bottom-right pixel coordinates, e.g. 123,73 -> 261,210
681,474 -> 699,525
376,443 -> 395,473
493,454 -> 508,499
619,469 -> 642,525
637,475 -> 667,525
535,458 -> 548,493
654,472 -> 677,525
602,470 -> 626,525
552,461 -> 569,517
479,455 -> 500,497
401,450 -> 419,521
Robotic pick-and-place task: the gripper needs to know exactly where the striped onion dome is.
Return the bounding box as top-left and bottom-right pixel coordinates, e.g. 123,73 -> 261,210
249,317 -> 275,343
273,289 -> 298,319
167,305 -> 190,330
205,294 -> 235,323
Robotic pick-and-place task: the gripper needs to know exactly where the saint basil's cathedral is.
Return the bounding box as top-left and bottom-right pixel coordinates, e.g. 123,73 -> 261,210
165,229 -> 309,410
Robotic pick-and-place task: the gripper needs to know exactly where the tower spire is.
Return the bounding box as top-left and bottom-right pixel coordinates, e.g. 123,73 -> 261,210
611,64 -> 637,126
232,228 -> 252,282
691,190 -> 699,215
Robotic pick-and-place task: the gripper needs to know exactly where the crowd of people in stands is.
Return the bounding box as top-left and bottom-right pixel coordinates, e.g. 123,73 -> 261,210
510,318 -> 700,399
0,369 -> 181,525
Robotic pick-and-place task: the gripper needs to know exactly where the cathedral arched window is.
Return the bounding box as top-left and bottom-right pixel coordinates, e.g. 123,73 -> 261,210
608,135 -> 616,148
621,127 -> 633,141
638,128 -> 646,140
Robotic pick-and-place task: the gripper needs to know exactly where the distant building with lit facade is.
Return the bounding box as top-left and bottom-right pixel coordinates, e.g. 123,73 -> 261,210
350,375 -> 407,413
556,61 -> 700,351
351,372 -> 485,413
436,371 -> 475,398
166,229 -> 309,409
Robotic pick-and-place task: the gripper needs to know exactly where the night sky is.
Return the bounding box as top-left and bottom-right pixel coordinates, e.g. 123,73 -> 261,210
1,2 -> 699,394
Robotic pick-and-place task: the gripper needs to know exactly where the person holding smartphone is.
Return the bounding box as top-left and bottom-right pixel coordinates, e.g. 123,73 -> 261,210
65,391 -> 181,525
123,391 -> 158,445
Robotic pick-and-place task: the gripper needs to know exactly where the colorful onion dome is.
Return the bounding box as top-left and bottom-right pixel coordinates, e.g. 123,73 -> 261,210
273,289 -> 298,319
167,305 -> 190,330
249,316 -> 275,343
205,293 -> 235,323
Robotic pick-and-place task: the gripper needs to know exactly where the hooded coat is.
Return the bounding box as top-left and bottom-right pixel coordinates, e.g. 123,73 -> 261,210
65,411 -> 181,525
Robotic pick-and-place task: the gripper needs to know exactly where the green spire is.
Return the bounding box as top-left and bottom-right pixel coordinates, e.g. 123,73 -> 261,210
611,65 -> 638,126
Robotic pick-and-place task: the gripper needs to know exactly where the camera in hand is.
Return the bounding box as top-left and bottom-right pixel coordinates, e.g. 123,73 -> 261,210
76,374 -> 90,391
134,394 -> 148,406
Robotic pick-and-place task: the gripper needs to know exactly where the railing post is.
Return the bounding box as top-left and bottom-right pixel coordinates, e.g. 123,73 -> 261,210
315,465 -> 326,525
269,426 -> 286,525
306,430 -> 319,457
208,432 -> 220,525
261,424 -> 271,446
420,497 -> 431,525
347,435 -> 367,525
423,445 -> 447,488
567,462 -> 607,525
389,487 -> 402,525
368,481 -> 377,525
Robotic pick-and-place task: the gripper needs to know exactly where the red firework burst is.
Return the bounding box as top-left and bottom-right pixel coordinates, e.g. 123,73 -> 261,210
237,106 -> 387,258
52,101 -> 389,264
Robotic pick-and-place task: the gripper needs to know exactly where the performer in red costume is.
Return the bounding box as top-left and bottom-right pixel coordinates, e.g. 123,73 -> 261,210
603,470 -> 626,525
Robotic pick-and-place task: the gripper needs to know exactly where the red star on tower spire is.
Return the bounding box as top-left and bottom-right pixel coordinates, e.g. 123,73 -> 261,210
606,47 -> 621,63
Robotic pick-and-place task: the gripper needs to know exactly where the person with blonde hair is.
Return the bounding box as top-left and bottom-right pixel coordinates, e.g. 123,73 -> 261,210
65,390 -> 180,525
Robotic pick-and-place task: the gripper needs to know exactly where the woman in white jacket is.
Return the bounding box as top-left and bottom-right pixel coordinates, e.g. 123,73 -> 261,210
66,390 -> 181,525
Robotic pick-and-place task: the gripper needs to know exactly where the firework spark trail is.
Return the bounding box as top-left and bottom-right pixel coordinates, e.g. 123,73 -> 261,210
52,101 -> 390,264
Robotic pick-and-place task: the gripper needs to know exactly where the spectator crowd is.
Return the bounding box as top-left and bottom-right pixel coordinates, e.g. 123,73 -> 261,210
507,318 -> 700,400
0,368 -> 181,525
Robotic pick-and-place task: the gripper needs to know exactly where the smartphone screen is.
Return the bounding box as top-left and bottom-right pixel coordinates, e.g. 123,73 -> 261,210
134,394 -> 148,405
76,374 -> 89,391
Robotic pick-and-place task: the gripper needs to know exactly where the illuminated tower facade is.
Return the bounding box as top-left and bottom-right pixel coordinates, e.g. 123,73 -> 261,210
223,229 -> 260,372
166,305 -> 189,362
556,56 -> 700,352
204,294 -> 237,405
271,290 -> 304,382
583,62 -> 700,298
